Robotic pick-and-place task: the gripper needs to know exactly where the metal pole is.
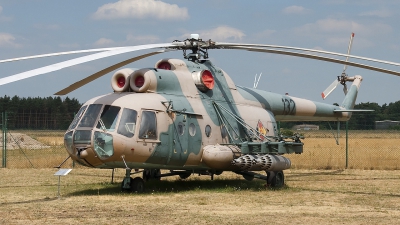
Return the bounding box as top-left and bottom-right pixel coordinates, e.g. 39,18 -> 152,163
2,112 -> 4,168
58,176 -> 61,198
345,120 -> 348,169
2,112 -> 6,168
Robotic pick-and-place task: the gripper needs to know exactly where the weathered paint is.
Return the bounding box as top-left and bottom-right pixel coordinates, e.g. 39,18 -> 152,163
64,58 -> 362,171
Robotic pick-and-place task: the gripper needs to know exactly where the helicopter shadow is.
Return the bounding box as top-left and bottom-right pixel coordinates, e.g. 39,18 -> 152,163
68,178 -> 277,196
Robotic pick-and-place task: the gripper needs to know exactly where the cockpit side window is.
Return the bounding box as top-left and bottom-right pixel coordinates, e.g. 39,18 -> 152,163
117,108 -> 138,138
78,104 -> 102,128
96,105 -> 121,132
68,105 -> 87,130
139,111 -> 157,139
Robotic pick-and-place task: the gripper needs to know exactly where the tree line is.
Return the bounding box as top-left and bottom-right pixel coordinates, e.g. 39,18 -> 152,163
281,101 -> 400,130
0,95 -> 399,130
0,95 -> 82,130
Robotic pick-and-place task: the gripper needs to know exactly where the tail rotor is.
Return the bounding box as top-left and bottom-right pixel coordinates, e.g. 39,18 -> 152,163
321,33 -> 355,100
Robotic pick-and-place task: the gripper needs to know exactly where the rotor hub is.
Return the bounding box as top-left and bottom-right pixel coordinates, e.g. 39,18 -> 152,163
171,34 -> 216,61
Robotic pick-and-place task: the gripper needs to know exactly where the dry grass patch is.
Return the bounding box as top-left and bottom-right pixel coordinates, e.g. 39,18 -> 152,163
1,169 -> 400,224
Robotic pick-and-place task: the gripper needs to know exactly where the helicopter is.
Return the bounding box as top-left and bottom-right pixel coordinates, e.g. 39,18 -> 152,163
1,34 -> 400,192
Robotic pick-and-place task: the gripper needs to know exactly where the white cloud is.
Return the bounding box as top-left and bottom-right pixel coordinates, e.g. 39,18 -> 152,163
94,38 -> 115,46
92,0 -> 189,20
180,26 -> 245,41
359,9 -> 393,18
282,5 -> 311,14
0,5 -> 3,14
0,33 -> 20,48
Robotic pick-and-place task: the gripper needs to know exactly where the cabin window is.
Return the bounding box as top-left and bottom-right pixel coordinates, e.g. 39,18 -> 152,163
68,105 -> 87,130
189,123 -> 196,136
78,104 -> 102,128
64,131 -> 74,154
93,131 -> 114,159
205,125 -> 211,137
178,122 -> 185,135
96,105 -> 121,132
73,130 -> 92,145
139,111 -> 157,139
117,108 -> 138,138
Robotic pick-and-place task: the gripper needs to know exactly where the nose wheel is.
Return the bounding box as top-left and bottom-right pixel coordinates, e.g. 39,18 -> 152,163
121,169 -> 145,193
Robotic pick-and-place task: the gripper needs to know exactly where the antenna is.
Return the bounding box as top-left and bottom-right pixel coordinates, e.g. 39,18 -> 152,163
253,72 -> 262,89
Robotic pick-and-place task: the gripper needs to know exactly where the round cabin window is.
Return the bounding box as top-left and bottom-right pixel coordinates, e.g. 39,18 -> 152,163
205,125 -> 211,137
189,123 -> 196,136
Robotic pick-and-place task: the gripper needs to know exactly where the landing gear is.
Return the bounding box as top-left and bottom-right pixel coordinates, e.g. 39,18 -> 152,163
266,171 -> 285,188
121,168 -> 145,193
179,172 -> 191,180
235,170 -> 285,188
143,169 -> 161,182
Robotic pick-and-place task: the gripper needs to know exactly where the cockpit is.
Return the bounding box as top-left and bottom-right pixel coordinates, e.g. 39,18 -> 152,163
64,103 -> 157,164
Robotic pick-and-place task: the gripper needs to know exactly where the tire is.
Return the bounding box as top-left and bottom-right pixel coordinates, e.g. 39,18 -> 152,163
131,177 -> 145,193
179,173 -> 191,179
267,171 -> 284,188
143,169 -> 161,182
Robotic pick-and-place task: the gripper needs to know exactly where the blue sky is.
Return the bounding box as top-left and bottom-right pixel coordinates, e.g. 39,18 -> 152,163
0,0 -> 400,105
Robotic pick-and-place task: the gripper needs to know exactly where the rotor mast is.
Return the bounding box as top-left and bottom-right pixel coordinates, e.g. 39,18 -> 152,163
172,34 -> 216,62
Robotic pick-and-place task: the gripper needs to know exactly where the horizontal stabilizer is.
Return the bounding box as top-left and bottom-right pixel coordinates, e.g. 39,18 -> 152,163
334,109 -> 374,112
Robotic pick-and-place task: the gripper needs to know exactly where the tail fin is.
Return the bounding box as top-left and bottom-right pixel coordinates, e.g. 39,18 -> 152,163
340,75 -> 362,110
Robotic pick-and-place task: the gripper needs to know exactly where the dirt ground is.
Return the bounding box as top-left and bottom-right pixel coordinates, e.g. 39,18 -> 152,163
0,168 -> 399,224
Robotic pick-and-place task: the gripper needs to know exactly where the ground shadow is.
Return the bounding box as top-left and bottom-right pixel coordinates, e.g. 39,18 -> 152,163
68,178 -> 285,196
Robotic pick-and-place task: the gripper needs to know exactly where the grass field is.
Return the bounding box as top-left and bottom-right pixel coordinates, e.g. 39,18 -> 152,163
0,168 -> 399,224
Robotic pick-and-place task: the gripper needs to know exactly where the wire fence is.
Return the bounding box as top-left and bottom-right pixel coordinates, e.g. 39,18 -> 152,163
1,128 -> 399,170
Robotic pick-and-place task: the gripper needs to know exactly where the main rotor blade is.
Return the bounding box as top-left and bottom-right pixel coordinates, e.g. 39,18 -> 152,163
343,32 -> 355,72
0,47 -> 126,64
55,50 -> 171,95
216,42 -> 400,67
225,46 -> 400,77
0,43 -> 174,86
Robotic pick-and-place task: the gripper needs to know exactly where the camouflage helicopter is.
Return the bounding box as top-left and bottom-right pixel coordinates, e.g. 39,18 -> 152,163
1,34 -> 400,192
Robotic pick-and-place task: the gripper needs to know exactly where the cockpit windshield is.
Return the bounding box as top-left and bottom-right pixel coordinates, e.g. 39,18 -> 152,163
96,105 -> 121,131
68,105 -> 87,130
78,104 -> 102,128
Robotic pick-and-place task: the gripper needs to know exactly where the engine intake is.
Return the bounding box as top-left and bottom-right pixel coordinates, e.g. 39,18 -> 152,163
111,68 -> 135,92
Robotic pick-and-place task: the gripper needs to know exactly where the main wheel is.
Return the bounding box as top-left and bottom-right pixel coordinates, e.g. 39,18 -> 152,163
267,171 -> 284,188
143,169 -> 161,182
131,177 -> 145,193
179,173 -> 191,179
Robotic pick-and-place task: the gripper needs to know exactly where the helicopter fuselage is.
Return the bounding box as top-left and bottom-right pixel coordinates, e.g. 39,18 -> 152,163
64,58 -> 359,172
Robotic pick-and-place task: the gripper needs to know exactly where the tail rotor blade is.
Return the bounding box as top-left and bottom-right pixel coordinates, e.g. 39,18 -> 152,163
343,83 -> 348,95
321,79 -> 340,99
